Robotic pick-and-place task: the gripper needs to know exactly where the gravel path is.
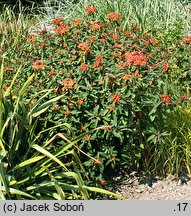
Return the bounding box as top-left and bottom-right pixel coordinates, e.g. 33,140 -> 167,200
107,172 -> 191,200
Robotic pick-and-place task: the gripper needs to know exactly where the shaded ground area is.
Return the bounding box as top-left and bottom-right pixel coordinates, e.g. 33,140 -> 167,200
106,172 -> 191,200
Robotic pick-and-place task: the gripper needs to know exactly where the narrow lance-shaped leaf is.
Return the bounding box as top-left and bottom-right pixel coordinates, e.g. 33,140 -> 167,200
32,144 -> 68,171
12,156 -> 45,171
30,94 -> 65,118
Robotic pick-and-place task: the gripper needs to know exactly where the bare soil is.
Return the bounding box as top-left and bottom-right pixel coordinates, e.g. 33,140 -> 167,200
106,172 -> 191,200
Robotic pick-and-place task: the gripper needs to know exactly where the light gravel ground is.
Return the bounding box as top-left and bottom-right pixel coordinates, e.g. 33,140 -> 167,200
106,172 -> 191,200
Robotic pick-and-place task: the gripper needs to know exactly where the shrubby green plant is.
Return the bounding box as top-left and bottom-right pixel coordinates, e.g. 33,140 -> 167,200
3,6 -> 191,182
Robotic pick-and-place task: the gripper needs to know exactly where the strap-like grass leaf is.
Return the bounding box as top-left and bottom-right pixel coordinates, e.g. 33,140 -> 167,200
62,171 -> 90,200
83,186 -> 126,200
0,163 -> 9,192
18,73 -> 35,97
32,144 -> 68,171
46,168 -> 65,200
12,156 -> 45,171
30,95 -> 64,118
0,186 -> 36,199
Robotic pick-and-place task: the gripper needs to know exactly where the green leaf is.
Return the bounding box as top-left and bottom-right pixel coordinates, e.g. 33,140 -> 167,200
30,95 -> 64,118
0,163 -> 9,192
83,186 -> 125,200
0,186 -> 36,199
3,65 -> 23,97
32,144 -> 68,171
12,156 -> 45,170
18,73 -> 35,97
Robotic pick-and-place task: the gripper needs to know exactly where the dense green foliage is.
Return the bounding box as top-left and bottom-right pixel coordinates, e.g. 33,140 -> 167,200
3,7 -> 191,181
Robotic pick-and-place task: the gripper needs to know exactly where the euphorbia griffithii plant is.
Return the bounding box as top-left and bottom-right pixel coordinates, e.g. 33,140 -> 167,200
4,6 -> 191,183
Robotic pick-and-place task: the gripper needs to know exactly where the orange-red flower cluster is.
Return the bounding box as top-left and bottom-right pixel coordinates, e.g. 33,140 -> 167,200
113,52 -> 119,58
107,12 -> 123,21
134,70 -> 141,78
2,85 -> 8,91
108,105 -> 115,112
27,34 -> 37,42
89,35 -> 95,43
77,42 -> 89,53
182,35 -> 191,43
161,94 -> 171,103
77,99 -> 84,105
32,61 -> 45,70
48,70 -> 55,76
102,125 -> 113,130
85,135 -> 91,141
85,5 -> 97,15
80,63 -> 89,70
122,74 -> 131,81
112,93 -> 121,103
93,55 -> 103,68
39,42 -> 46,47
5,66 -> 12,71
91,23 -> 104,31
125,51 -> 147,67
112,33 -> 119,40
99,38 -> 106,43
162,63 -> 169,71
72,18 -> 83,27
60,78 -> 76,89
116,61 -> 126,70
63,110 -> 71,116
181,95 -> 187,101
98,179 -> 106,185
51,18 -> 64,25
54,25 -> 68,35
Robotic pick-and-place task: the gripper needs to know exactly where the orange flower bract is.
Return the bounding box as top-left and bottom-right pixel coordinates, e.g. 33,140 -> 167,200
32,61 -> 45,70
161,94 -> 171,103
91,23 -> 102,30
98,179 -> 106,185
48,70 -> 55,76
112,93 -> 121,103
54,25 -> 69,35
77,42 -> 89,53
60,78 -> 76,89
2,86 -> 8,91
72,18 -> 83,27
77,99 -> 84,105
51,18 -> 64,25
99,38 -> 106,43
125,51 -> 147,67
107,12 -> 123,21
113,52 -> 119,58
85,135 -> 91,141
85,5 -> 97,15
122,74 -> 131,81
162,63 -> 169,71
63,110 -> 71,116
80,64 -> 89,70
182,35 -> 191,43
5,66 -> 12,71
181,95 -> 187,101
93,158 -> 101,165
27,33 -> 37,42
